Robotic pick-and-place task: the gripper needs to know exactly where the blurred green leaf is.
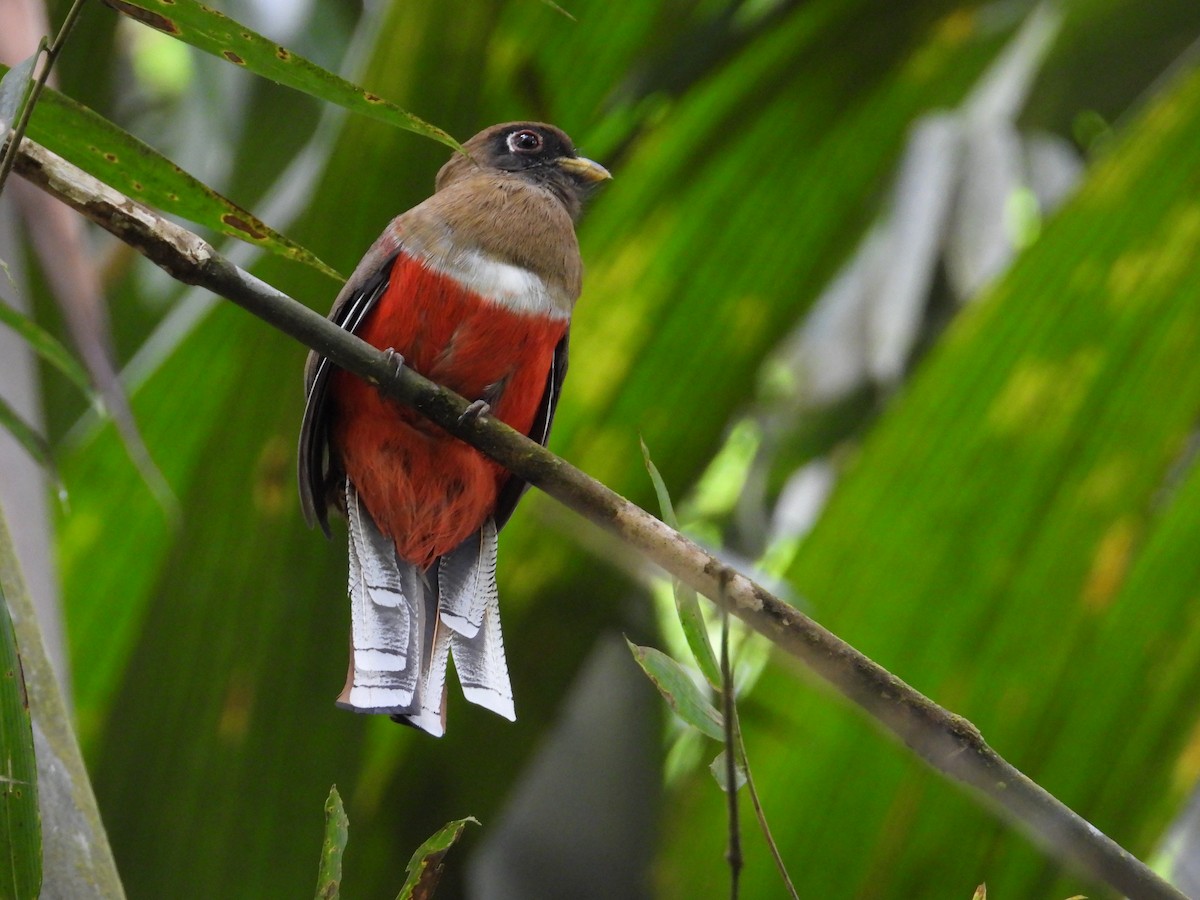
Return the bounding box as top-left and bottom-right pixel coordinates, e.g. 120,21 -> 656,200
0,297 -> 93,401
100,0 -> 461,153
396,817 -> 477,900
0,577 -> 41,900
497,0 -> 1014,628
640,436 -> 681,527
641,437 -> 721,688
627,640 -> 724,741
660,45 -> 1200,900
0,508 -> 123,900
314,786 -> 349,900
0,396 -> 52,476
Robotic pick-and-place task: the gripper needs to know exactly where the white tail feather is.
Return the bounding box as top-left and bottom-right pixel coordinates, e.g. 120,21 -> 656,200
341,485 -> 423,715
452,588 -> 515,720
441,520 -> 515,721
340,490 -> 514,732
401,620 -> 452,737
438,522 -> 496,638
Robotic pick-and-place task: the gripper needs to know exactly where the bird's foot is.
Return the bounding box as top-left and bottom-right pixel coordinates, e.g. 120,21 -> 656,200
381,348 -> 406,377
459,399 -> 491,426
379,350 -> 410,413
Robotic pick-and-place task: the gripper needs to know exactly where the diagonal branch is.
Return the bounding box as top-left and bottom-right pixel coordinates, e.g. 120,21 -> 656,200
8,133 -> 1186,900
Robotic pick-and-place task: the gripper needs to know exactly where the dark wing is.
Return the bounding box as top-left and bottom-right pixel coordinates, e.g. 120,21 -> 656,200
298,253 -> 398,536
492,331 -> 570,532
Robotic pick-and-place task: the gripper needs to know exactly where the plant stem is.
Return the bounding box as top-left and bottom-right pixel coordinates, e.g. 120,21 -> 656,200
0,0 -> 88,196
720,610 -> 741,900
731,702 -> 800,900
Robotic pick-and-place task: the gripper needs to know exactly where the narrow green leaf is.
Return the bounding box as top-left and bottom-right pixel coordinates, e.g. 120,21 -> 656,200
0,63 -> 342,280
640,438 -> 722,688
709,749 -> 747,794
639,436 -> 680,526
314,786 -> 349,900
100,0 -> 461,154
0,302 -> 66,486
0,396 -> 53,476
0,579 -> 41,900
626,639 -> 724,741
671,576 -> 722,691
396,817 -> 478,900
0,297 -> 94,401
0,50 -> 38,133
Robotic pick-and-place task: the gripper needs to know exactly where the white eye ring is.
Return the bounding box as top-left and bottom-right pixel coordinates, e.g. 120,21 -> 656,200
507,129 -> 544,153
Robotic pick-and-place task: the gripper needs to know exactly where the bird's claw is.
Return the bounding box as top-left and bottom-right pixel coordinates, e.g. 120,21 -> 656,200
459,399 -> 491,426
381,348 -> 406,376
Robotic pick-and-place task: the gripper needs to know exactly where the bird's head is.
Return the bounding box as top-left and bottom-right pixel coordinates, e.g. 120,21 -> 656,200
437,122 -> 611,220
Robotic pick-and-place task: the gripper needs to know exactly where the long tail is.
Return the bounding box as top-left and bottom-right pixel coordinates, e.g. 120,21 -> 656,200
437,519 -> 515,721
338,482 -> 514,736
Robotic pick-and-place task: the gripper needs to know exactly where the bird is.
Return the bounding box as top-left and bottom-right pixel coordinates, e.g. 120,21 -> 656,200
298,122 -> 610,736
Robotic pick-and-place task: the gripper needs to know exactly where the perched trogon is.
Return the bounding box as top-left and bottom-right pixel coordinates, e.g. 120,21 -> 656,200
298,123 -> 610,736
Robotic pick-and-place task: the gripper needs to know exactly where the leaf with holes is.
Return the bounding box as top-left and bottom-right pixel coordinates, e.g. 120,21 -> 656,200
0,63 -> 341,279
396,817 -> 478,900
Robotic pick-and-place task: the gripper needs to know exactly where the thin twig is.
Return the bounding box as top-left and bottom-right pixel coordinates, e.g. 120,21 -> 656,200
720,610 -> 741,899
717,616 -> 799,898
0,0 -> 88,196
8,134 -> 1188,900
731,703 -> 800,900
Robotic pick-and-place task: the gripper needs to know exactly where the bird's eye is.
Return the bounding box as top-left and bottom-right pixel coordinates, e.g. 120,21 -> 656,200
507,129 -> 544,154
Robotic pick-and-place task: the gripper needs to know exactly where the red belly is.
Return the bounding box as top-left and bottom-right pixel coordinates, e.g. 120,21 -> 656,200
331,252 -> 567,567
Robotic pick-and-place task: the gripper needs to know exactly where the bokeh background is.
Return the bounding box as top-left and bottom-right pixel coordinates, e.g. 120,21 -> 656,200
3,0 -> 1200,897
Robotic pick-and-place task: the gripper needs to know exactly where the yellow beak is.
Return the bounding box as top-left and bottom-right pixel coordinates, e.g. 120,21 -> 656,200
557,156 -> 612,183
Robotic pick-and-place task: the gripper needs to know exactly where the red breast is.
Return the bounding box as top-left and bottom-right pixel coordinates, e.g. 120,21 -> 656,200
332,251 -> 567,566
